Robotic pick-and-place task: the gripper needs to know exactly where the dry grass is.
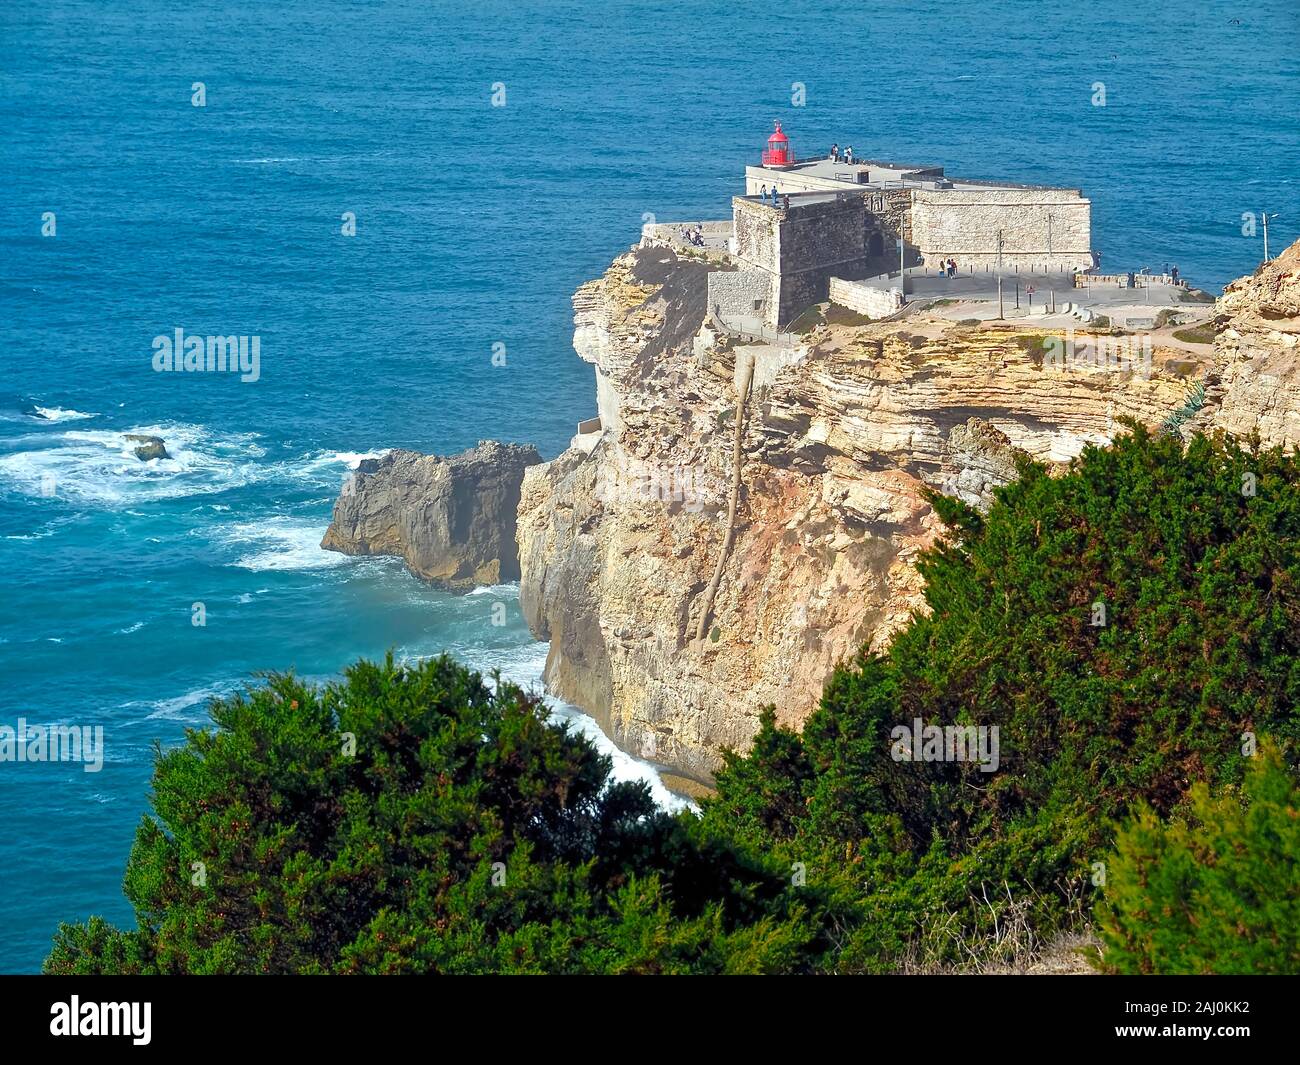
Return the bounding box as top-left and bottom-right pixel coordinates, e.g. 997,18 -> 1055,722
894,878 -> 1102,975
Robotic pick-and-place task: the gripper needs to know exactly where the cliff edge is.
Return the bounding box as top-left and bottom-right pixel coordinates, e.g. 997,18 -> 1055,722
517,242 -> 1225,788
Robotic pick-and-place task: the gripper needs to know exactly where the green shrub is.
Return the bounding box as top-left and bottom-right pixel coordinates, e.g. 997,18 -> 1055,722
45,655 -> 814,974
1172,323 -> 1216,345
1096,742 -> 1300,974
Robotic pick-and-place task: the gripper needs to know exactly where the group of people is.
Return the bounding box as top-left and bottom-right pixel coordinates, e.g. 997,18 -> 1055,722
938,257 -> 960,277
829,143 -> 856,164
679,224 -> 707,247
1124,264 -> 1180,288
757,186 -> 792,210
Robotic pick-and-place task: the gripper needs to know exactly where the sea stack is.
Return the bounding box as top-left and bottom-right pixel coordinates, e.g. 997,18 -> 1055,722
321,440 -> 542,590
125,434 -> 169,461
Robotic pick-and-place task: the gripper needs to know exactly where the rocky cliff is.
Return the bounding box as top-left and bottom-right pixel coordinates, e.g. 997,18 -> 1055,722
323,441 -> 541,590
517,242 -> 1222,790
1197,238 -> 1300,447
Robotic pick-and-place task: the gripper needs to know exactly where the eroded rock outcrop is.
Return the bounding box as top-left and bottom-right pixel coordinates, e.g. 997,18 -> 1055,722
125,434 -> 168,461
518,244 -> 1207,788
1200,238 -> 1300,447
323,441 -> 541,590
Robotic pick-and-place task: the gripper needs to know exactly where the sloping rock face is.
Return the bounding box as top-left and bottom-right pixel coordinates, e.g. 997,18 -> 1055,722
518,244 -> 1203,787
1201,238 -> 1300,447
323,441 -> 541,590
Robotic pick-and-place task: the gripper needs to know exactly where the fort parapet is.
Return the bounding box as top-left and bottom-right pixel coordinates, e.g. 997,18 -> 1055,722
725,192 -> 873,328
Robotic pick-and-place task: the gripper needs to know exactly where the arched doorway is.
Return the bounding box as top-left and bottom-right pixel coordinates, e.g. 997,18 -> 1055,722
868,231 -> 884,257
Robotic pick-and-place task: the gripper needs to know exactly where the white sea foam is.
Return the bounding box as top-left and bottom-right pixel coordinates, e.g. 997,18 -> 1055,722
226,516 -> 346,571
30,406 -> 98,422
334,450 -> 387,470
465,582 -> 521,598
296,448 -> 389,476
0,423 -> 266,505
141,683 -> 236,721
116,621 -> 145,635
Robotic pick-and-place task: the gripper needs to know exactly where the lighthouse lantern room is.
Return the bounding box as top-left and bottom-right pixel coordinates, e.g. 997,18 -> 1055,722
761,121 -> 792,167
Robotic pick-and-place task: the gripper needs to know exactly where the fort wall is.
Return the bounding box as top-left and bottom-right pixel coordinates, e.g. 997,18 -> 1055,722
910,188 -> 1092,271
828,276 -> 904,318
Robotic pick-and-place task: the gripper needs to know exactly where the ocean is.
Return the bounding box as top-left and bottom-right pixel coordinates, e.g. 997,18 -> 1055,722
1,0 -> 1297,974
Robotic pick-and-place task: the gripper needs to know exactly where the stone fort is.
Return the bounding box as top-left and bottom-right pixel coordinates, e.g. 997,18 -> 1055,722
692,123 -> 1093,331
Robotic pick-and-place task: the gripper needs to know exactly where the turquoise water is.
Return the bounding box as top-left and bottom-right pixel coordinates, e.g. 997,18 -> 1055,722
2,0 -> 1298,973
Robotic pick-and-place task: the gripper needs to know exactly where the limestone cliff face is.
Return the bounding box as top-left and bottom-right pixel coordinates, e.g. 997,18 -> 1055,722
518,244 -> 1215,788
323,441 -> 541,590
1201,238 -> 1300,447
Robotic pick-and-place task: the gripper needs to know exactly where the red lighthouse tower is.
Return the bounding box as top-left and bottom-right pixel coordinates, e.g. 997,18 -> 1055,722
761,121 -> 792,167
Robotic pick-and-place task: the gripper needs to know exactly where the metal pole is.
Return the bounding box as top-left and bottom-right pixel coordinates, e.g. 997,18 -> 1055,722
898,237 -> 905,297
1263,211 -> 1270,261
998,276 -> 1004,320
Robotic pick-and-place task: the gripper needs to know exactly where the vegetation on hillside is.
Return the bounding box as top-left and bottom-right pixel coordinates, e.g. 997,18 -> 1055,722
48,426 -> 1300,974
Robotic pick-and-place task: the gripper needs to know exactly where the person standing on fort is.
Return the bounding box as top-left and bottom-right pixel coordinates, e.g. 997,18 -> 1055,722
831,143 -> 840,162
845,146 -> 854,164
1171,264 -> 1180,284
760,184 -> 768,200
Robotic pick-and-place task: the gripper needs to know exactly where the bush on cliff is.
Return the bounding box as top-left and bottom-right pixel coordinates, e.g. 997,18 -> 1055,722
702,425 -> 1300,971
1096,741 -> 1300,975
45,655 -> 815,975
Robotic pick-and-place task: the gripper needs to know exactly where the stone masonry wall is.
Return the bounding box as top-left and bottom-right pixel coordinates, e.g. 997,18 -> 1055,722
862,187 -> 914,255
707,269 -> 772,328
828,276 -> 903,318
733,198 -> 780,273
910,188 -> 1091,270
773,195 -> 868,326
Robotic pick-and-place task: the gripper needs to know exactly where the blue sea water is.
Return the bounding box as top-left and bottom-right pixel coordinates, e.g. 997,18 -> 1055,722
1,0 -> 1297,973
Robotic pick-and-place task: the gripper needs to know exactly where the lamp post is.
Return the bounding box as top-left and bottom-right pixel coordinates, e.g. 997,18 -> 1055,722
1263,212 -> 1279,262
1046,211 -> 1054,272
898,236 -> 906,298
